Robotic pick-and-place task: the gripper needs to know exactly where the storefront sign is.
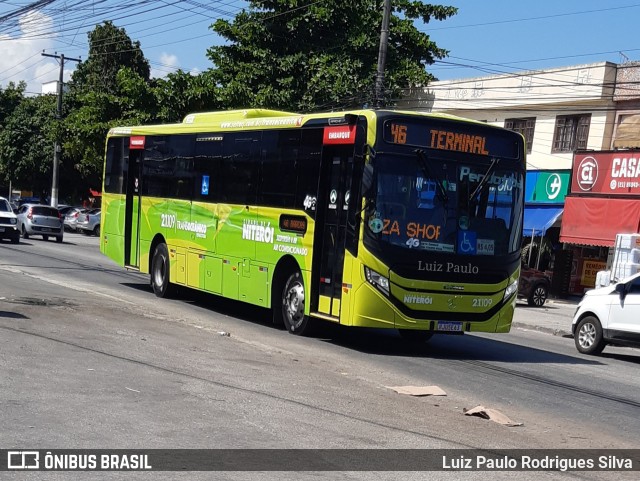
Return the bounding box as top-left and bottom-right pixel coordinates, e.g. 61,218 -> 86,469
571,151 -> 640,195
525,171 -> 570,203
580,260 -> 607,285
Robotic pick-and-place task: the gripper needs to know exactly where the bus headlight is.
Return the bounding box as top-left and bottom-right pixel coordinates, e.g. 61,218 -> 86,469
364,267 -> 390,296
503,280 -> 518,301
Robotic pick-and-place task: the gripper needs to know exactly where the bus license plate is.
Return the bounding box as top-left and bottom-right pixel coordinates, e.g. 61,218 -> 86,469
437,321 -> 463,332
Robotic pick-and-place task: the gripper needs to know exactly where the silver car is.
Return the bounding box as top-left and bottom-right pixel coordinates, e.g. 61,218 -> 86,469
16,204 -> 64,242
76,209 -> 101,236
63,207 -> 87,232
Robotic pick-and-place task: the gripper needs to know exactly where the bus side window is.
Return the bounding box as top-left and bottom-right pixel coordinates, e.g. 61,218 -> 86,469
104,137 -> 126,194
220,133 -> 260,205
259,130 -> 299,208
142,135 -> 195,200
194,134 -> 223,202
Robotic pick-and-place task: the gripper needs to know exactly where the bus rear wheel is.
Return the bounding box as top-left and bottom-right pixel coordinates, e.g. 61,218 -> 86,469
151,243 -> 172,298
281,271 -> 312,335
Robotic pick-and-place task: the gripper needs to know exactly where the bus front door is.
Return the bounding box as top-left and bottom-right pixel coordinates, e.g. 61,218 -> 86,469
312,146 -> 354,319
124,147 -> 142,268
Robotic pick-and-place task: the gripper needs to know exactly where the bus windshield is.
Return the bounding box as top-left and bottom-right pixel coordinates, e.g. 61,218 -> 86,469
367,152 -> 523,256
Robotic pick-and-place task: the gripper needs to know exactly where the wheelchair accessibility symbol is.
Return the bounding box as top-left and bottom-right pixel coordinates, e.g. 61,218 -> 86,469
457,231 -> 477,255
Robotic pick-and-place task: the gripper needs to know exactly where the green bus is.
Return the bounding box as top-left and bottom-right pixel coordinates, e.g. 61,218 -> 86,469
101,109 -> 525,339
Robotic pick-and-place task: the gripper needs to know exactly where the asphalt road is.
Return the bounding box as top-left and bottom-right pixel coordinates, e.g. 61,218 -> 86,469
1,233 -> 639,480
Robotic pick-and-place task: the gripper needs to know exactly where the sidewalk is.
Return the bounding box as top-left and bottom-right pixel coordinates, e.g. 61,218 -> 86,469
511,296 -> 580,337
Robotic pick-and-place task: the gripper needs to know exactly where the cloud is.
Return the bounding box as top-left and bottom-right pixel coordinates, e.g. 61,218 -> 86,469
0,11 -> 70,95
150,52 -> 180,79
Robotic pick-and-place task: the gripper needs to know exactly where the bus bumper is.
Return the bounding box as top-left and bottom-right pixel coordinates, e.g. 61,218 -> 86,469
349,282 -> 515,333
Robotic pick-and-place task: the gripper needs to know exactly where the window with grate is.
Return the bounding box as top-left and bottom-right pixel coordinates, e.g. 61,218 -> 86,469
552,114 -> 591,152
504,118 -> 535,153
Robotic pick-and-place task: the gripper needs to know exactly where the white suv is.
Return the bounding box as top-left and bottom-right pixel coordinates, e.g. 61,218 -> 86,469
0,196 -> 20,243
572,272 -> 640,355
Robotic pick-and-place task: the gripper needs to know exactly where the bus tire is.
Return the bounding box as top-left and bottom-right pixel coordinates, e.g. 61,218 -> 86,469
281,270 -> 312,335
151,243 -> 172,298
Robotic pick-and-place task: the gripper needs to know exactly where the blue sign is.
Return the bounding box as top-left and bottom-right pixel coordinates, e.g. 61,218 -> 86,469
457,230 -> 477,255
201,175 -> 209,196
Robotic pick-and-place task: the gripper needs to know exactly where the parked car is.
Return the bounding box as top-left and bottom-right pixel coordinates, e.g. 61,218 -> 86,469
16,204 -> 64,242
76,209 -> 101,236
64,208 -> 87,232
0,196 -> 20,243
572,272 -> 640,355
518,264 -> 551,307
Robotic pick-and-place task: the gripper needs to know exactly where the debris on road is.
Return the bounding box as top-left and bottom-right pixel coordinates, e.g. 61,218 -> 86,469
387,385 -> 447,396
463,405 -> 523,427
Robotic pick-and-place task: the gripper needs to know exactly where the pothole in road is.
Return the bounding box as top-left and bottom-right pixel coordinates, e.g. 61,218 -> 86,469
2,297 -> 77,308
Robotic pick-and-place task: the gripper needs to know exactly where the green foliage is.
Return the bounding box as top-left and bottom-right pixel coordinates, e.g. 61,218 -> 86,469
64,23 -> 155,180
152,70 -> 222,123
0,81 -> 26,128
0,95 -> 57,192
71,21 -> 150,94
208,0 -> 457,111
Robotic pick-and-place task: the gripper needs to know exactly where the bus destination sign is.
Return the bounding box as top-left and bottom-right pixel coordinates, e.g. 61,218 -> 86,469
279,215 -> 307,235
383,119 -> 520,159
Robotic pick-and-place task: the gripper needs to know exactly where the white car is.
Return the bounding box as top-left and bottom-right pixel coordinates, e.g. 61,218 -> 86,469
572,272 -> 640,355
0,196 -> 20,243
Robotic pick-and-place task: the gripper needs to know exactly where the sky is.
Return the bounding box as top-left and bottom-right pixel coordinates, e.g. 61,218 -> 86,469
1,1 -> 640,96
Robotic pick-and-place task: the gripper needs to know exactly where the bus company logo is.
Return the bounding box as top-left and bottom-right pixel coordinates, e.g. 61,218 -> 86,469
403,294 -> 433,305
577,156 -> 598,191
545,173 -> 563,200
242,220 -> 274,244
8,451 -> 39,469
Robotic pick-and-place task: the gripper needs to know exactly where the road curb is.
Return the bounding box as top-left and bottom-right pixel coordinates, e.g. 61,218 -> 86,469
512,321 -> 572,338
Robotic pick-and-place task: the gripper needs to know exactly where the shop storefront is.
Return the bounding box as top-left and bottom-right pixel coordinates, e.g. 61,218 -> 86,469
560,150 -> 640,294
522,170 -> 569,269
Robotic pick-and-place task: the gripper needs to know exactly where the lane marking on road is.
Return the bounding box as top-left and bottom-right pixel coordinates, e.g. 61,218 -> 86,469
0,265 -> 135,305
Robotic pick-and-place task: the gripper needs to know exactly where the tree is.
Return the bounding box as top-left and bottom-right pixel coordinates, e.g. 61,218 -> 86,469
63,22 -> 154,179
0,81 -> 27,193
152,70 -> 222,123
71,21 -> 150,94
0,94 -> 57,195
207,0 -> 457,111
0,81 -> 26,128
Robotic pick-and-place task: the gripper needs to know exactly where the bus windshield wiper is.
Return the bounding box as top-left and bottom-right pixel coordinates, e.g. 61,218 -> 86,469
414,149 -> 448,204
469,157 -> 500,204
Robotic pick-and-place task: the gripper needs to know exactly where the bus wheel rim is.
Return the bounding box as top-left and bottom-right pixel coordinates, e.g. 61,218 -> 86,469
285,282 -> 305,326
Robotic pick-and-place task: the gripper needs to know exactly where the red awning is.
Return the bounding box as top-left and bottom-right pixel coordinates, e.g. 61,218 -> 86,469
89,189 -> 102,197
560,196 -> 640,247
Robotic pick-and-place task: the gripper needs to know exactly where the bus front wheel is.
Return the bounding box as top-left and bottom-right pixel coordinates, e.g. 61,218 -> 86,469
151,243 -> 172,298
281,271 -> 312,335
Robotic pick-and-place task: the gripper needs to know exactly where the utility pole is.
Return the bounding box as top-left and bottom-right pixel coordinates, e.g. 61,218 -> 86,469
374,0 -> 392,109
41,52 -> 81,207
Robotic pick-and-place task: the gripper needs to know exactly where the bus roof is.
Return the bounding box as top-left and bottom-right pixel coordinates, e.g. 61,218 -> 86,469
107,108 -> 507,137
